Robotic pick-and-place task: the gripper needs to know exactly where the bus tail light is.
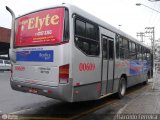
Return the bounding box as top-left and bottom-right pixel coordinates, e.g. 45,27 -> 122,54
59,64 -> 69,84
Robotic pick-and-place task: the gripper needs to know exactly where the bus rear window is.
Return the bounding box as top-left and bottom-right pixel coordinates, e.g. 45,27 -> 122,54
15,8 -> 65,47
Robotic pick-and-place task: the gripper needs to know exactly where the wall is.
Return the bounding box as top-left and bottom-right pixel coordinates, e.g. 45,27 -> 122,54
0,27 -> 11,43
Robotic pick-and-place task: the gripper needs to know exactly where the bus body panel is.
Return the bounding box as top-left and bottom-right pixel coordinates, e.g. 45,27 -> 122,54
13,65 -> 59,86
12,44 -> 70,87
11,43 -> 72,101
71,44 -> 102,101
11,78 -> 73,102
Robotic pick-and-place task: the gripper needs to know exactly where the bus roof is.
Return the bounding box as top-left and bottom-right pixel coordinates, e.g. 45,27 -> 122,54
67,4 -> 151,49
17,3 -> 151,50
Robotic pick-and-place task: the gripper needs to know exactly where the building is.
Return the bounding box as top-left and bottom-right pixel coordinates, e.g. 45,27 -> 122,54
0,27 -> 10,59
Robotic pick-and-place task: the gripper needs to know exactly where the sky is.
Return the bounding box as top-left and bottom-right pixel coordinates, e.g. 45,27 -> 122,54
1,0 -> 160,46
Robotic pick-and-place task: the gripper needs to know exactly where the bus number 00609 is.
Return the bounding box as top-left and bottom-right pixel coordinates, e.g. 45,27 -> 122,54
79,63 -> 96,71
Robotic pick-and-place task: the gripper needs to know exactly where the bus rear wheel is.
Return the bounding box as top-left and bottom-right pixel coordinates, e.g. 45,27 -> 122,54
116,77 -> 126,99
143,72 -> 149,85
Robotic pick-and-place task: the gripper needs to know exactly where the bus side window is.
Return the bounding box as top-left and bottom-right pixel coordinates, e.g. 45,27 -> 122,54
75,18 -> 99,56
103,39 -> 107,59
139,46 -> 142,60
137,44 -> 140,60
109,40 -> 114,60
83,42 -> 89,54
123,38 -> 129,59
75,37 -> 83,49
86,23 -> 99,40
63,9 -> 69,41
90,44 -> 99,55
146,49 -> 151,61
142,47 -> 146,60
119,36 -> 129,59
129,42 -> 136,60
119,37 -> 124,59
116,35 -> 120,59
75,19 -> 85,36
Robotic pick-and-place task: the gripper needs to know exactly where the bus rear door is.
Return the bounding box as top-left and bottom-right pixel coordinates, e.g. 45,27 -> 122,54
101,34 -> 115,95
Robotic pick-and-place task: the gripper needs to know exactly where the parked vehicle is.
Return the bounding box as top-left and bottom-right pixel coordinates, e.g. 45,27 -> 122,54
0,59 -> 11,71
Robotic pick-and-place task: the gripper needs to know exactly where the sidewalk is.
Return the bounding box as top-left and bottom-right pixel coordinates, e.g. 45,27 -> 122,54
115,73 -> 160,119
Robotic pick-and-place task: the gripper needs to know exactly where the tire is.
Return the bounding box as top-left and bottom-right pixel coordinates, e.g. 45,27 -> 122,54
116,77 -> 126,99
147,71 -> 151,79
143,73 -> 149,85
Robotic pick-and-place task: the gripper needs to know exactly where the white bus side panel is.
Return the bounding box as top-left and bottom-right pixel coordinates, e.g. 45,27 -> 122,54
72,45 -> 101,101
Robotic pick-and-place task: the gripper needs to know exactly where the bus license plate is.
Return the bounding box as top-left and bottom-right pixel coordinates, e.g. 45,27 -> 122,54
29,88 -> 38,94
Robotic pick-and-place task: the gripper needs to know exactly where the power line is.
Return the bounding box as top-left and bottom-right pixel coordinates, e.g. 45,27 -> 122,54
137,32 -> 145,42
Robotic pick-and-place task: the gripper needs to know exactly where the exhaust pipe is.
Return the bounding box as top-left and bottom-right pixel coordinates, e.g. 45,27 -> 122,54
6,6 -> 15,49
6,6 -> 16,63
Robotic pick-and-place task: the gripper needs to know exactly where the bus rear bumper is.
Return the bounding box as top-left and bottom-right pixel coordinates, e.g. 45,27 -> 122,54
10,78 -> 73,102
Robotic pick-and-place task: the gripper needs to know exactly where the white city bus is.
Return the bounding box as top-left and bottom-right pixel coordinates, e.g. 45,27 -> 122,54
7,4 -> 152,102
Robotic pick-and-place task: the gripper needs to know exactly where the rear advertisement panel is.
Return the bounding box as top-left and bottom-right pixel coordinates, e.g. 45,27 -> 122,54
15,8 -> 64,46
16,50 -> 54,62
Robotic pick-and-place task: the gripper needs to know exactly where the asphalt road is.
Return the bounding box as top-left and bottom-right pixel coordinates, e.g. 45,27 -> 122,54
0,72 -> 151,120
0,72 -> 56,114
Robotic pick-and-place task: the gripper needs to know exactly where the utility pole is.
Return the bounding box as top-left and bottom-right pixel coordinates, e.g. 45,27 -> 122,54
145,27 -> 155,53
145,27 -> 155,89
137,32 -> 145,42
136,3 -> 160,89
